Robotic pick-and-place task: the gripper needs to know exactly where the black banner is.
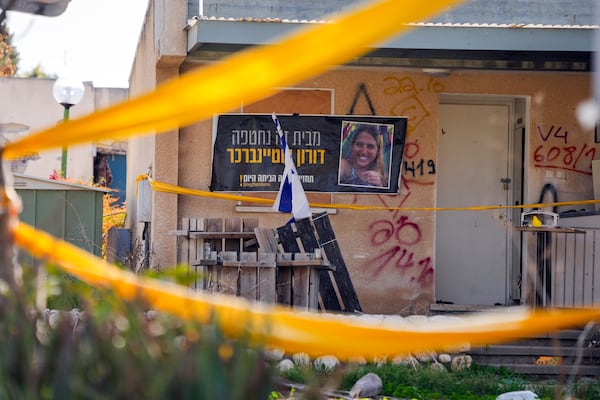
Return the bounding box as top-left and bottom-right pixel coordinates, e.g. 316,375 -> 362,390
210,114 -> 407,193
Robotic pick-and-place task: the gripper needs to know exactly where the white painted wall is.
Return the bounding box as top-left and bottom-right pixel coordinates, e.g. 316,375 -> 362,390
0,77 -> 127,182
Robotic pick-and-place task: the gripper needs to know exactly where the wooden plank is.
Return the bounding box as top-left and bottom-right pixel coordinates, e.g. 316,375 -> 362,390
243,218 -> 259,252
168,229 -> 189,236
316,271 -> 340,310
276,220 -> 322,310
198,218 -> 207,288
189,232 -> 256,239
294,218 -> 320,252
225,218 -> 241,231
204,218 -> 223,253
312,212 -> 362,312
189,218 -> 201,290
277,224 -> 301,253
275,260 -> 329,267
204,218 -> 223,292
219,251 -> 239,296
294,214 -> 342,312
308,267 -> 320,310
276,253 -> 293,305
239,252 -> 258,301
177,218 -> 198,290
279,221 -> 324,310
294,217 -> 325,308
276,225 -> 300,307
222,260 -> 260,267
292,252 -> 311,309
179,217 -> 190,267
254,227 -> 280,253
311,213 -> 345,311
224,218 -> 242,253
257,253 -> 276,304
190,219 -> 201,265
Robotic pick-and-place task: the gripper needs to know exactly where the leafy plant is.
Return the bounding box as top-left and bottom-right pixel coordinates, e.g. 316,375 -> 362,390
0,260 -> 275,399
102,193 -> 127,259
282,360 -> 600,400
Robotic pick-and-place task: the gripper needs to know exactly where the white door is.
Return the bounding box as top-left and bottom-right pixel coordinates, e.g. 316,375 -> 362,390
435,101 -> 512,305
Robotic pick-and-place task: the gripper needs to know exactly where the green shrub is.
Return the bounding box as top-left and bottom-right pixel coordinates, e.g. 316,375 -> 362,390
326,361 -> 599,400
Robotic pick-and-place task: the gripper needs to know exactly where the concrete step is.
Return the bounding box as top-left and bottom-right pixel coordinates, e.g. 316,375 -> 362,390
470,345 -> 600,358
429,303 -> 506,314
469,345 -> 600,366
429,304 -> 600,378
480,363 -> 600,378
467,333 -> 600,378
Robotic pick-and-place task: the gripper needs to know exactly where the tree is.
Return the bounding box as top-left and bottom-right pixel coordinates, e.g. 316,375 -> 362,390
23,63 -> 57,79
0,20 -> 18,76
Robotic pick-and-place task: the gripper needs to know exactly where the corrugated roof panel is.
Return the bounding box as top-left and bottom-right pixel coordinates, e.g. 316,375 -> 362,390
192,0 -> 597,27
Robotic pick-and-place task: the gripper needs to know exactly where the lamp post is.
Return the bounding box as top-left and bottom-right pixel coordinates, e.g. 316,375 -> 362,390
52,77 -> 85,178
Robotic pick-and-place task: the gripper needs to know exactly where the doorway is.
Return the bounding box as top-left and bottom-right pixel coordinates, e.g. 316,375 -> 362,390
435,95 -> 524,306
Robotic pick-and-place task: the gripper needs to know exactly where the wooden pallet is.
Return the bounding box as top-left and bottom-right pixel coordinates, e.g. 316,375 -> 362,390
171,214 -> 362,312
254,227 -> 328,310
170,218 -> 275,302
256,212 -> 362,312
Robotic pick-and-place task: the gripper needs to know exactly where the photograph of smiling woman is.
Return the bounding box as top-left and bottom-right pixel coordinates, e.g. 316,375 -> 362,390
338,121 -> 394,189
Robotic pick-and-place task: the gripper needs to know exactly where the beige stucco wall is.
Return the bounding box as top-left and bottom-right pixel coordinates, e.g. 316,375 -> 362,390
127,2 -> 596,315
165,65 -> 594,314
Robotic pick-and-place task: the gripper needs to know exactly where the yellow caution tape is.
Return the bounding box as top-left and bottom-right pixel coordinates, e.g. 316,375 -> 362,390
3,0 -> 463,160
147,176 -> 273,205
5,0 -> 600,361
140,175 -> 600,212
13,221 -> 600,360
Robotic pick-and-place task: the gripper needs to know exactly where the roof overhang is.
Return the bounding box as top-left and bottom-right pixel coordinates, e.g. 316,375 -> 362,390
186,18 -> 595,71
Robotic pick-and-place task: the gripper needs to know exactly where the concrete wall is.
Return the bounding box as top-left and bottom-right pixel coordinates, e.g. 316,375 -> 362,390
129,1 -> 596,314
127,0 -> 158,264
168,65 -> 594,314
127,0 -> 186,268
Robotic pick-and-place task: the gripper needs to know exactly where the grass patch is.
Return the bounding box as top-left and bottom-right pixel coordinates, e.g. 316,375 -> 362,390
6,262 -> 599,399
279,361 -> 600,399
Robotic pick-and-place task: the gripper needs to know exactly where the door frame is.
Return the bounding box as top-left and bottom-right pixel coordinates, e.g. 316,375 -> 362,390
436,94 -> 528,305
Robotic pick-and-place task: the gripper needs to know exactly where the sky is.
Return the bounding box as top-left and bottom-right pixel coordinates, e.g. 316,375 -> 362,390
6,0 -> 149,88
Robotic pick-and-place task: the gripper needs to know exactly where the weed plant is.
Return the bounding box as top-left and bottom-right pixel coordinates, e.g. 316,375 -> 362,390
5,261 -> 599,399
0,262 -> 275,399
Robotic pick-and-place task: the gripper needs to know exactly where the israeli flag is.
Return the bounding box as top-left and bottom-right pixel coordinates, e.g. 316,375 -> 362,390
272,113 -> 311,221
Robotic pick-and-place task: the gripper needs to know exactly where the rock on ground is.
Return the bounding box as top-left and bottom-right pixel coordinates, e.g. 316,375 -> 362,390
496,390 -> 540,400
349,372 -> 383,398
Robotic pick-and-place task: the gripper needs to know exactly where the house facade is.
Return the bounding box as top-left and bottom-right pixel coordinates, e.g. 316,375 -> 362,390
127,0 -> 599,314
